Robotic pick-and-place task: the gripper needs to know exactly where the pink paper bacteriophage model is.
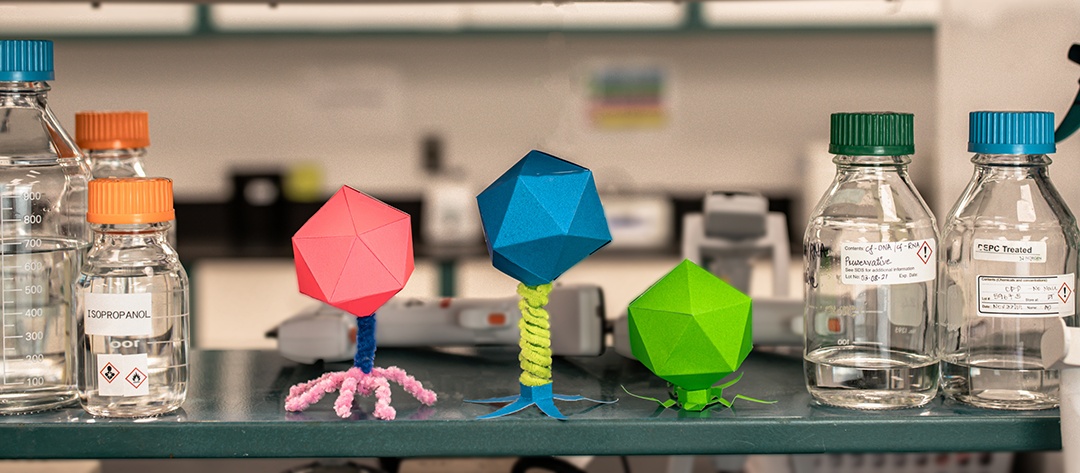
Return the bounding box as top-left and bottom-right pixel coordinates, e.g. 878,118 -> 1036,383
284,186 -> 437,420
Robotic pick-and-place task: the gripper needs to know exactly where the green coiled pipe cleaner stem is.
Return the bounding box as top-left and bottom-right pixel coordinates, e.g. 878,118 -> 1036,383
517,283 -> 553,387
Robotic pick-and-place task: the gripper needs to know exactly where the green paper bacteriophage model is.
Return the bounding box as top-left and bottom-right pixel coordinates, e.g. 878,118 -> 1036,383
627,260 -> 774,411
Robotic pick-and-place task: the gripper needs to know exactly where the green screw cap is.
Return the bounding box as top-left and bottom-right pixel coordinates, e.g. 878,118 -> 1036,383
829,112 -> 915,156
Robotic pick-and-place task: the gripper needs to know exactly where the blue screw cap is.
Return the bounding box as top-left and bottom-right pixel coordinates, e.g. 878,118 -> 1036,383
0,40 -> 54,82
969,111 -> 1055,155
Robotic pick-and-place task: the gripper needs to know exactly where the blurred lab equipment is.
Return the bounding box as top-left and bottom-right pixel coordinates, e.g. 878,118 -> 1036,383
804,112 -> 938,410
230,169 -> 287,247
940,111 -> 1077,410
77,178 -> 188,417
270,284 -> 605,364
1055,44 -> 1080,143
420,135 -> 482,247
683,191 -> 789,296
1038,54 -> 1080,473
601,192 -> 672,250
0,39 -> 91,413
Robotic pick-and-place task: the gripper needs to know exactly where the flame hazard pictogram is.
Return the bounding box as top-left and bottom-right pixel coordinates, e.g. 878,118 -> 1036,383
126,368 -> 146,389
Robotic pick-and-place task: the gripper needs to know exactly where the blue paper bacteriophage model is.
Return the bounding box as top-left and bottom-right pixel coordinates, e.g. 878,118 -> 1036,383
468,150 -> 614,419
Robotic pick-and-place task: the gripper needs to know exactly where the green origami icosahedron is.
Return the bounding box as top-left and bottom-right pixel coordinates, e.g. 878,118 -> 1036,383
628,260 -> 753,391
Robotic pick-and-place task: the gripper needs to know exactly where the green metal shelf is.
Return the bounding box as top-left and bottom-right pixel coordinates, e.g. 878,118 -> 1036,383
0,349 -> 1061,459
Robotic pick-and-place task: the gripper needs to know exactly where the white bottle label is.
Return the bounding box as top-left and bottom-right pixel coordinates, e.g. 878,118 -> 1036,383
97,353 -> 149,397
840,239 -> 936,285
85,293 -> 152,336
977,274 -> 1076,317
973,239 -> 1047,263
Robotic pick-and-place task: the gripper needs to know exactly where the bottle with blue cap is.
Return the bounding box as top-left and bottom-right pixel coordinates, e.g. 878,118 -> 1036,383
0,40 -> 91,413
940,111 -> 1079,410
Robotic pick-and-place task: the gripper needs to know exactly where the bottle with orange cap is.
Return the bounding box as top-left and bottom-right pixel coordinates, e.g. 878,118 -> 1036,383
76,177 -> 188,417
75,111 -> 178,247
75,111 -> 149,179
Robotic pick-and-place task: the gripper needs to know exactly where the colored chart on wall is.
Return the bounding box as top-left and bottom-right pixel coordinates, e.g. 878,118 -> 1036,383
588,65 -> 668,130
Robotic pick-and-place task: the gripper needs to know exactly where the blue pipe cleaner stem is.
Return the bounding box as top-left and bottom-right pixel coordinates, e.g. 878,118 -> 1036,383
354,313 -> 376,374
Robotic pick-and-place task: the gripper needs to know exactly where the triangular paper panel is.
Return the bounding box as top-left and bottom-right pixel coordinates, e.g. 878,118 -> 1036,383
293,236 -> 357,304
343,186 -> 410,235
360,219 -> 414,286
294,188 -> 359,239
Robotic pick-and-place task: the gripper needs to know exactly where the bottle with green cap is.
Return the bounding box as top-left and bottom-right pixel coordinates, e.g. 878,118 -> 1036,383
939,111 -> 1079,410
804,112 -> 939,409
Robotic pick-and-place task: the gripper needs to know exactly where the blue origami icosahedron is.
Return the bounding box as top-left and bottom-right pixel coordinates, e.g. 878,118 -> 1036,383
477,150 -> 612,286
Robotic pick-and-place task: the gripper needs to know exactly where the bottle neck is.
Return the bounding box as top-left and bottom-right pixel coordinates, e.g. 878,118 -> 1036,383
86,148 -> 148,178
0,81 -> 50,96
91,222 -> 172,243
970,153 -> 1051,179
833,154 -> 911,173
971,153 -> 1051,166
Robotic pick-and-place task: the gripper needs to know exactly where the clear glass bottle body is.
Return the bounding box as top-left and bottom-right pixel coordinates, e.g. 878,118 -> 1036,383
0,81 -> 90,413
76,222 -> 188,417
804,155 -> 939,409
939,154 -> 1079,410
86,148 -> 146,179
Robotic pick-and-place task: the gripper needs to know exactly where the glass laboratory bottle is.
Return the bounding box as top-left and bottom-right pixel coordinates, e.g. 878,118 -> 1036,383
77,178 -> 188,417
940,111 -> 1079,410
74,111 -> 177,246
75,111 -> 149,178
0,40 -> 91,413
804,112 -> 939,409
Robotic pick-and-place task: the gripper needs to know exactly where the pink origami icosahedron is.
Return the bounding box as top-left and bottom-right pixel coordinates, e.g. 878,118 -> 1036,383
292,186 -> 415,317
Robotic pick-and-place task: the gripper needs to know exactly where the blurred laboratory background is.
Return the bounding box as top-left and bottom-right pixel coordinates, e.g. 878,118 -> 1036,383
1,0 -> 1078,471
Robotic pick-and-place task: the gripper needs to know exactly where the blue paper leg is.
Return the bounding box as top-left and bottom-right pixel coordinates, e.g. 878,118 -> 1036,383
466,383 -> 615,420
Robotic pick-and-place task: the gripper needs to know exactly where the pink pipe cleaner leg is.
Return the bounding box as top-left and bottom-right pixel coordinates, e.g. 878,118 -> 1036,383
377,367 -> 438,406
285,366 -> 437,420
334,375 -> 360,418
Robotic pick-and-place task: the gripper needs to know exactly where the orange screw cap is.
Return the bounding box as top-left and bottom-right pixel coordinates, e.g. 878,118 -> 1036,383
87,177 -> 174,225
75,111 -> 150,150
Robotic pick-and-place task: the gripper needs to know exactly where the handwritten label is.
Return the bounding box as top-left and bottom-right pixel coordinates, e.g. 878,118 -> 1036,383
977,274 -> 1075,317
841,239 -> 935,285
973,239 -> 1046,263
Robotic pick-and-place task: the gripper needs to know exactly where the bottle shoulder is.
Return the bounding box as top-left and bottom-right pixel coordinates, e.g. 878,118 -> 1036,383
943,176 -> 1079,236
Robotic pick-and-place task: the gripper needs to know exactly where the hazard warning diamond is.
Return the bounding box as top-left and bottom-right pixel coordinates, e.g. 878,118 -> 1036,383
917,241 -> 933,264
1060,282 -> 1073,304
99,363 -> 119,383
126,368 -> 146,389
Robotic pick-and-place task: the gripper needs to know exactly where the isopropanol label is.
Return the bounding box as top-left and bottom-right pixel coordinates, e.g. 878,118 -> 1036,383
85,293 -> 152,336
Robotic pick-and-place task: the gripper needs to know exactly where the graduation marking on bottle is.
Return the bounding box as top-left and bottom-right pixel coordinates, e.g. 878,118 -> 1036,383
0,186 -> 51,388
977,274 -> 1076,317
840,239 -> 936,285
